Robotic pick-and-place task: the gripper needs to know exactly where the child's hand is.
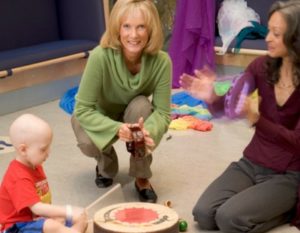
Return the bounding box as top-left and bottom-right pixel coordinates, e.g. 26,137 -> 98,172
71,206 -> 87,223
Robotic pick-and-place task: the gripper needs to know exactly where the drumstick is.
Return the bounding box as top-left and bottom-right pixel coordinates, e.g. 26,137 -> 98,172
86,183 -> 123,223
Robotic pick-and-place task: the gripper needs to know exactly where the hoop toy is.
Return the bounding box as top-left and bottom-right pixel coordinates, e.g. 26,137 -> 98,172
224,72 -> 254,118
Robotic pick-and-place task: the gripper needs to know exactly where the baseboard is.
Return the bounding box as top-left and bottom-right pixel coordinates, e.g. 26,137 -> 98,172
216,65 -> 245,76
0,75 -> 80,116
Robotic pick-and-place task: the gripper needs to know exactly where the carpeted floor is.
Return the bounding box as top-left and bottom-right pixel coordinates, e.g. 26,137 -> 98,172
0,97 -> 298,233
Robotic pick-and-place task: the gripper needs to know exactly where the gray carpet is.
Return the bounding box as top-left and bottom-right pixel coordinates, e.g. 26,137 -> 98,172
0,98 -> 298,233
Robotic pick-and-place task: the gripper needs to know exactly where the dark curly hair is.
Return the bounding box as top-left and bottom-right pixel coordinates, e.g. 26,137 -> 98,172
266,0 -> 300,87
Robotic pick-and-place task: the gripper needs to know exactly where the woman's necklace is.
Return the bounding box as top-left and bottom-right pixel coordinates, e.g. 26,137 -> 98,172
275,81 -> 295,106
278,62 -> 295,89
276,81 -> 294,89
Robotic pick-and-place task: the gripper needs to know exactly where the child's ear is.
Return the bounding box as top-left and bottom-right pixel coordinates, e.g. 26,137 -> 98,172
17,143 -> 27,156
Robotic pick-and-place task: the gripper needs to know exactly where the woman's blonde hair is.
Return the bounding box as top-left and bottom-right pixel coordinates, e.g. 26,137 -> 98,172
100,0 -> 163,55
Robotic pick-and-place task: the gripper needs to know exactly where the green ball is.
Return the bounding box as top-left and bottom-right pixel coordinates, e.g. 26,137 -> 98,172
178,219 -> 188,232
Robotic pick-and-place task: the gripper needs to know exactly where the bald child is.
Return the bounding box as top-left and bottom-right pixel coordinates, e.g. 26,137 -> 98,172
0,114 -> 87,233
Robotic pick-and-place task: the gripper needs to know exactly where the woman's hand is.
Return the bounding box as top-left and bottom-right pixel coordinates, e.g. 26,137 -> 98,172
179,66 -> 218,104
243,93 -> 261,126
138,117 -> 155,154
117,123 -> 133,142
118,118 -> 155,154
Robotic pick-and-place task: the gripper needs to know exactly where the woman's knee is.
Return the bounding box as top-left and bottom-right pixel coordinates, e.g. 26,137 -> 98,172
124,96 -> 153,123
215,206 -> 248,233
192,200 -> 218,230
71,115 -> 101,157
77,142 -> 101,158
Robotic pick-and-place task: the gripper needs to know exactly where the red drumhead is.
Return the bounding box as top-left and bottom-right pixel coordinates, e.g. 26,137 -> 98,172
115,207 -> 158,223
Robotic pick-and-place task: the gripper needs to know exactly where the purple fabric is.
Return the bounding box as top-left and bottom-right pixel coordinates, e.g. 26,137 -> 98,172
168,0 -> 216,88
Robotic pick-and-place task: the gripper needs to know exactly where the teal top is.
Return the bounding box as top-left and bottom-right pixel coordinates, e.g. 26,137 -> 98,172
74,46 -> 172,150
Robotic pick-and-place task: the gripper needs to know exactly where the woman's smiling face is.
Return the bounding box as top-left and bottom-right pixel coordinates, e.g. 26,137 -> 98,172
265,11 -> 288,58
120,9 -> 149,59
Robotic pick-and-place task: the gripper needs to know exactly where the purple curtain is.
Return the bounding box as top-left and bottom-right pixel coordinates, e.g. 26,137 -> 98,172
168,0 -> 216,88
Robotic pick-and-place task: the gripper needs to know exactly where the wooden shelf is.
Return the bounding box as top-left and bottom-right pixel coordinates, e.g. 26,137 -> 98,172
0,58 -> 87,94
214,46 -> 268,67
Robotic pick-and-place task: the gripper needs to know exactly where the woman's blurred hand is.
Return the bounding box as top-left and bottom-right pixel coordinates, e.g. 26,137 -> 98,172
243,91 -> 261,126
179,66 -> 218,104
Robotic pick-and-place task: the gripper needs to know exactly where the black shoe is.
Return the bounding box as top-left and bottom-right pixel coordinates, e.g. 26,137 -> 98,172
95,166 -> 113,188
135,182 -> 157,203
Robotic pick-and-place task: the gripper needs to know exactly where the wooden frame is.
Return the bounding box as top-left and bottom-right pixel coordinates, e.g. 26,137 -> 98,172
103,0 -> 110,29
214,46 -> 268,67
214,46 -> 268,56
0,56 -> 87,94
0,52 -> 88,79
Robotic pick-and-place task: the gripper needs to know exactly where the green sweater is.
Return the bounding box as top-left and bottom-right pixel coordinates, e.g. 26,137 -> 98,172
74,46 -> 172,150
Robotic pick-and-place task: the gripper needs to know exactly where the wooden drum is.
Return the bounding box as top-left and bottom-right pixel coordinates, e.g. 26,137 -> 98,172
93,202 -> 179,233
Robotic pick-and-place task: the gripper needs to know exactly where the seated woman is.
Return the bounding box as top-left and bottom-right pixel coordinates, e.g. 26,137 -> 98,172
180,0 -> 300,232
